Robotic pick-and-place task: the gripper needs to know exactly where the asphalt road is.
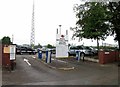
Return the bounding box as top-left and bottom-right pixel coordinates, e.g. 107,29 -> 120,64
2,54 -> 118,85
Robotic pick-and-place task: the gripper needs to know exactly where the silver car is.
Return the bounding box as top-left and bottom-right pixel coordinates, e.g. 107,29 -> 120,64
84,46 -> 98,55
68,45 -> 92,56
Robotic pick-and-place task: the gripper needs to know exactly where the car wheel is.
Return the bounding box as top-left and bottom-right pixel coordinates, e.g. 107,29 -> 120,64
92,52 -> 95,55
20,52 -> 22,55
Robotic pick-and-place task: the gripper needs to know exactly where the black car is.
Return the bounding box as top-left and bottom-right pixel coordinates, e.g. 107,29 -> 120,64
16,45 -> 37,55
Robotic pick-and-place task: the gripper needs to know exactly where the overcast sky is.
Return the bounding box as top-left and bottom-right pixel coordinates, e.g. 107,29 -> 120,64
0,0 -> 118,46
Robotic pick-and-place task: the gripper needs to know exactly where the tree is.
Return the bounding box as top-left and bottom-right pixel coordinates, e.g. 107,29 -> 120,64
72,2 -> 112,50
46,44 -> 54,48
1,36 -> 12,45
38,43 -> 42,48
34,43 -> 42,49
107,2 -> 120,50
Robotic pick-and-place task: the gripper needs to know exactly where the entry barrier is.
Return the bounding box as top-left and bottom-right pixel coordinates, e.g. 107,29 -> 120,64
46,50 -> 52,63
38,49 -> 42,59
76,51 -> 81,62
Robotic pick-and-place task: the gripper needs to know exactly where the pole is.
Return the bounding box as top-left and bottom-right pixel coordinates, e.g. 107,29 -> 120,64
59,25 -> 61,35
12,34 -> 14,44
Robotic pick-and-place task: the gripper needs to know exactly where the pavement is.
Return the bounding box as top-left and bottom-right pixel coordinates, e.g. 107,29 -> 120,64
33,54 -> 118,70
34,55 -> 75,70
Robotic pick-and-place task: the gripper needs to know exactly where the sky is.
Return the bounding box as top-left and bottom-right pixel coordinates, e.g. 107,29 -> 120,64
0,0 -> 118,46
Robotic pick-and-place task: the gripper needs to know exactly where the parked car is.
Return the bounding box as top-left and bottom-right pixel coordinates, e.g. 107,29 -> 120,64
85,46 -> 98,55
68,45 -> 93,56
16,45 -> 37,55
41,47 -> 47,53
51,48 -> 56,54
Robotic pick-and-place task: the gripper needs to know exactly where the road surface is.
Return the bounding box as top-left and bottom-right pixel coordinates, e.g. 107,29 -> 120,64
2,54 -> 118,85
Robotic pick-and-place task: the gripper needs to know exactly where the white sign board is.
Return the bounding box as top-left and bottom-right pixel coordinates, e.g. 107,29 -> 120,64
10,45 -> 16,53
10,53 -> 15,60
56,45 -> 68,58
10,45 -> 16,60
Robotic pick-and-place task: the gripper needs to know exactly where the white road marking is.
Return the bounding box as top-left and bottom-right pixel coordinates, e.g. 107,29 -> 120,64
52,58 -> 67,63
51,58 -> 55,60
32,56 -> 36,59
57,59 -> 67,63
59,67 -> 75,70
24,58 -> 31,66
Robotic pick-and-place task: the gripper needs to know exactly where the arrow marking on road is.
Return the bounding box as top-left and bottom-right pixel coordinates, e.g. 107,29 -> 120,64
24,58 -> 31,66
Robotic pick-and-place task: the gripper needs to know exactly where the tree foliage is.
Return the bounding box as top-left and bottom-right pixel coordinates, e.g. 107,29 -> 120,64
34,43 -> 42,49
73,2 -> 110,40
1,36 -> 12,45
46,44 -> 55,48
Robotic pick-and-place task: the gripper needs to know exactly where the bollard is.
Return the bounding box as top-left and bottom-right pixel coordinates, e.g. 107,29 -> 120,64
46,50 -> 52,63
76,51 -> 81,62
38,49 -> 42,59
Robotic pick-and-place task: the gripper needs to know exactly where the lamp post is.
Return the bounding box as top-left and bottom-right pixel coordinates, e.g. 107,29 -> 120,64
12,34 -> 14,44
59,25 -> 62,35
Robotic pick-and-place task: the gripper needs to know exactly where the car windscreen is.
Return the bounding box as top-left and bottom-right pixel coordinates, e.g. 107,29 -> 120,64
84,47 -> 92,50
77,46 -> 83,50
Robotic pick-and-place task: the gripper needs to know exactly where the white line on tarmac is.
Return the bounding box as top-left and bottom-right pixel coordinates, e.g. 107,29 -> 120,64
52,58 -> 67,63
51,58 -> 55,60
58,67 -> 75,70
57,60 -> 67,63
32,56 -> 36,59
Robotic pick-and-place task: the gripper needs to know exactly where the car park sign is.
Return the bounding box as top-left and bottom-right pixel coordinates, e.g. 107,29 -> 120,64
56,26 -> 68,58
